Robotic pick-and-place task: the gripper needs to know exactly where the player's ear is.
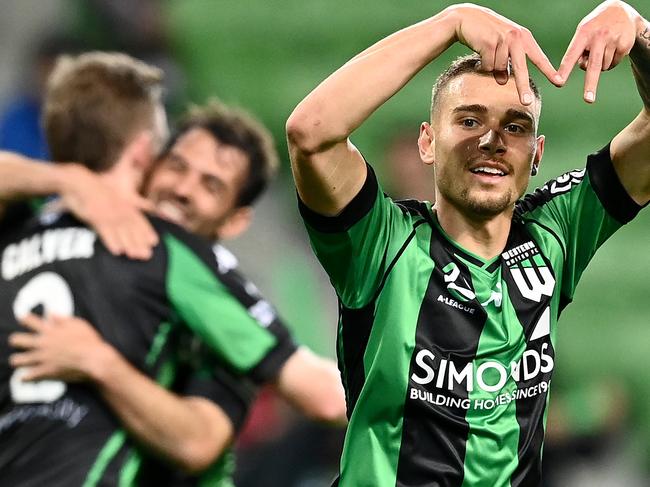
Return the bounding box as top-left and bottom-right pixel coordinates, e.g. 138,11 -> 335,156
215,206 -> 253,240
418,122 -> 435,166
126,130 -> 156,172
532,135 -> 545,176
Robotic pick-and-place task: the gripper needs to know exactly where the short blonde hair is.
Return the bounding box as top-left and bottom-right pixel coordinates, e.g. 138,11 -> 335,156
43,51 -> 163,171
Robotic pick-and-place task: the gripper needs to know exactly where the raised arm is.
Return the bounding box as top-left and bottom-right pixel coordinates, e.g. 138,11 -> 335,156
0,151 -> 157,258
286,4 -> 558,216
556,1 -> 650,205
612,3 -> 650,205
8,314 -> 233,474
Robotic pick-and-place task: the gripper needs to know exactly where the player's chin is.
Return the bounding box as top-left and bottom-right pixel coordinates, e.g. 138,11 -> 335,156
465,190 -> 513,217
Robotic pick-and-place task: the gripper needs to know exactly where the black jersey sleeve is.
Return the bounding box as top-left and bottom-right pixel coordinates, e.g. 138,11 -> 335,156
0,202 -> 35,235
174,365 -> 254,434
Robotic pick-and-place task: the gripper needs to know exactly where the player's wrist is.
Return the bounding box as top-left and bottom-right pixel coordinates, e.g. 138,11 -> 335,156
436,5 -> 465,44
86,342 -> 122,386
57,163 -> 92,199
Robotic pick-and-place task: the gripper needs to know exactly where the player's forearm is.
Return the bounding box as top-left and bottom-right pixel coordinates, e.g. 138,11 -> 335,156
0,151 -> 69,201
631,13 -> 650,110
286,9 -> 457,154
90,345 -> 230,473
276,347 -> 348,425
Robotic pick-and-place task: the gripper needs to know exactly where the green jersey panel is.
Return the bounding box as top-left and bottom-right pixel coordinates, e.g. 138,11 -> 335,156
300,165 -> 425,309
165,234 -> 276,375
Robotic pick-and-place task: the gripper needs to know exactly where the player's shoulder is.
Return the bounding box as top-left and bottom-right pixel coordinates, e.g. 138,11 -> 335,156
148,215 -> 213,256
209,243 -> 279,326
515,168 -> 586,219
0,201 -> 37,236
0,201 -> 81,243
394,198 -> 434,220
212,243 -> 240,274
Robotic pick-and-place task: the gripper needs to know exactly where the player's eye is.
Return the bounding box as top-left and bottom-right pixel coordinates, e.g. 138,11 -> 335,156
460,118 -> 479,128
504,124 -> 524,134
203,176 -> 223,195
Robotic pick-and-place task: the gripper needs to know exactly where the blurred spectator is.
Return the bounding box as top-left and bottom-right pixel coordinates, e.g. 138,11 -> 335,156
70,0 -> 186,114
542,378 -> 647,486
382,127 -> 435,201
0,34 -> 83,159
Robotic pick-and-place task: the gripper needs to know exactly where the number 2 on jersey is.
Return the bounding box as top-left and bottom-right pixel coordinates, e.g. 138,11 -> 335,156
10,272 -> 73,403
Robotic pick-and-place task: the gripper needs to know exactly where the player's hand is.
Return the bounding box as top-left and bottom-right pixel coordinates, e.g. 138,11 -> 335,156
557,0 -> 641,103
59,163 -> 159,260
448,4 -> 560,105
8,314 -> 114,383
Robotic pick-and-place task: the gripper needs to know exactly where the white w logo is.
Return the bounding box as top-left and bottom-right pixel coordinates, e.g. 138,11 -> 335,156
510,266 -> 555,302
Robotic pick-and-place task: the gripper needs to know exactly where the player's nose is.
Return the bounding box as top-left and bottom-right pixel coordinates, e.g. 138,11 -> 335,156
172,172 -> 198,200
478,129 -> 506,156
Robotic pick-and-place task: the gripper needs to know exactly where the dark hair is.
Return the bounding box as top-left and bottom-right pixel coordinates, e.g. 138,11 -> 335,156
43,52 -> 163,171
430,53 -> 541,118
161,100 -> 279,207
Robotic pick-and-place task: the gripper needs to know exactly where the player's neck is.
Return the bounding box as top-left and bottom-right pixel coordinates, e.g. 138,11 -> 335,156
96,158 -> 143,200
434,198 -> 512,261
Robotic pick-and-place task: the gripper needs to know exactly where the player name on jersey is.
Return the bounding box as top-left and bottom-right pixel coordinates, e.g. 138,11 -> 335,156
1,227 -> 96,280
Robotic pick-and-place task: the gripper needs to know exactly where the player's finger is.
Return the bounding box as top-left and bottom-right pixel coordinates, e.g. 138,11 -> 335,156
132,212 -> 159,247
8,351 -> 40,367
48,314 -> 74,327
521,32 -> 560,86
96,225 -> 125,257
21,366 -> 52,382
123,197 -> 158,245
602,44 -> 617,71
609,38 -> 634,71
478,42 -> 497,73
493,38 -> 509,85
509,42 -> 533,105
557,33 -> 588,83
133,195 -> 156,214
609,50 -> 626,70
8,332 -> 39,349
19,313 -> 47,332
122,223 -> 153,260
116,209 -> 157,254
583,41 -> 606,103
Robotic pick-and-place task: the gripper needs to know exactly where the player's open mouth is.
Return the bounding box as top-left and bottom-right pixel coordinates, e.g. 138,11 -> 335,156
156,201 -> 187,225
470,167 -> 506,177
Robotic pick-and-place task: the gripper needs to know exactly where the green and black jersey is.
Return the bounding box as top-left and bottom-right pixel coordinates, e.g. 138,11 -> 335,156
299,145 -> 643,487
0,212 -> 296,487
136,355 -> 254,487
135,246 -> 261,487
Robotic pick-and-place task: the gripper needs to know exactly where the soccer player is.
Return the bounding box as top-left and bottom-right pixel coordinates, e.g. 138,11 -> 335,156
286,1 -> 649,485
2,101 -> 346,485
0,52 -> 344,486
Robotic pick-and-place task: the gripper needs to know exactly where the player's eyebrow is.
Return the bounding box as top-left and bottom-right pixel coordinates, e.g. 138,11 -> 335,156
505,108 -> 534,126
452,105 -> 535,127
452,104 -> 488,114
